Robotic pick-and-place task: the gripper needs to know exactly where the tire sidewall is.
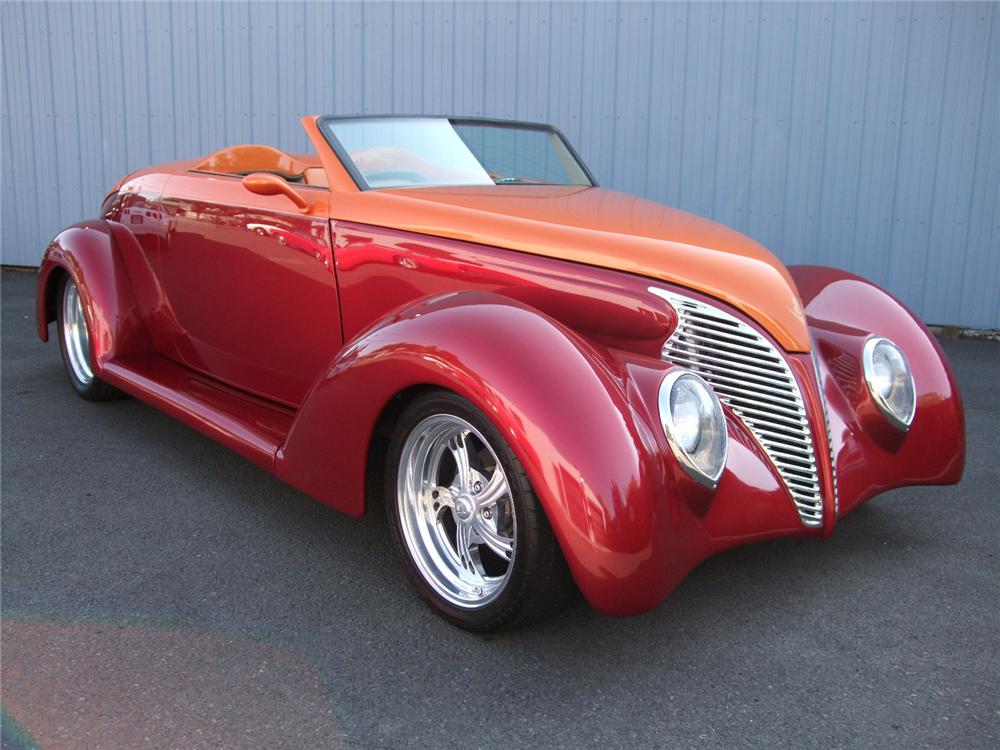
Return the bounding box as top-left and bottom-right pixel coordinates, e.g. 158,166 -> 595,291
385,391 -> 539,630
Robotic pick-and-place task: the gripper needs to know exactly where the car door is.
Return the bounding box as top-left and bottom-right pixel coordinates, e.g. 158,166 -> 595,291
156,173 -> 341,407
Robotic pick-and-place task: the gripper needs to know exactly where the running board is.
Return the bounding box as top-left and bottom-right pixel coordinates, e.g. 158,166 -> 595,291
101,354 -> 295,470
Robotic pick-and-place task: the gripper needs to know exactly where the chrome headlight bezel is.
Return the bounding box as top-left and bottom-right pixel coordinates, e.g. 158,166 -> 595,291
862,336 -> 916,432
657,369 -> 729,490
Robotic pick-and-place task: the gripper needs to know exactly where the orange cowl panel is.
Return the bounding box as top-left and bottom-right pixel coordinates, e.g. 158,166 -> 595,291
326,185 -> 810,352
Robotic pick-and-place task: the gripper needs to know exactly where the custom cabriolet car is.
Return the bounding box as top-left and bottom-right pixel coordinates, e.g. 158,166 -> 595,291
37,116 -> 965,630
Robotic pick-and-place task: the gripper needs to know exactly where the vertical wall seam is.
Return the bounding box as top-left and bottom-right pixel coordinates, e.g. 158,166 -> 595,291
607,0 -> 621,186
168,1 -> 178,157
709,2 -> 727,219
881,2 -> 917,284
676,3 -> 690,207
955,0 -> 997,323
848,1 -> 877,272
248,1 -> 255,138
67,2 -> 85,219
43,1 -> 62,224
916,5 -> 955,312
641,0 -> 656,198
743,0 -> 763,235
141,0 -> 152,164
777,4 -> 801,254
814,2 -> 838,258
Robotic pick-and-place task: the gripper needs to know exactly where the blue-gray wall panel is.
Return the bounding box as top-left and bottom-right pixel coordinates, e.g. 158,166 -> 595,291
1,0 -> 997,327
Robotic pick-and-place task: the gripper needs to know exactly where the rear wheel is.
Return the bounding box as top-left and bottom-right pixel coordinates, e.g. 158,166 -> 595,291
385,390 -> 573,630
56,276 -> 121,401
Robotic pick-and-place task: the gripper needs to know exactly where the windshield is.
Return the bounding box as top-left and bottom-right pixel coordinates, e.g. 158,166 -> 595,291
319,117 -> 594,190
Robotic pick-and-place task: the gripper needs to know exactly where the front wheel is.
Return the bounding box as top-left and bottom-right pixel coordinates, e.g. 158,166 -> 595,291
56,276 -> 122,401
385,390 -> 573,630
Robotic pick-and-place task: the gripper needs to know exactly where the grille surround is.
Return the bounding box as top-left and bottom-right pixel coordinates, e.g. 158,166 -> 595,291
651,288 -> 824,527
812,347 -> 840,519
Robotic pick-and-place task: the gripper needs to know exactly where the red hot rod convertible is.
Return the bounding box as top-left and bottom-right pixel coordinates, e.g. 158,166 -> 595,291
37,116 -> 965,630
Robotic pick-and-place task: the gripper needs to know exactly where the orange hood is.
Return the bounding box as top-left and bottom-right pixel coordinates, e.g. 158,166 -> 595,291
329,185 -> 809,352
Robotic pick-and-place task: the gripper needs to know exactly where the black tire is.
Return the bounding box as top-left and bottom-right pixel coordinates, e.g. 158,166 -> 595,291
55,275 -> 123,402
385,390 -> 574,631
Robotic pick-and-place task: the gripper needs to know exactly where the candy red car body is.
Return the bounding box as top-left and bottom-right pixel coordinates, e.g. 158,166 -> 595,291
36,116 -> 965,627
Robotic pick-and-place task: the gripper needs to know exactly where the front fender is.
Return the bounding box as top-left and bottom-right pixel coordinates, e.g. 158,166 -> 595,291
790,265 -> 965,515
36,221 -> 150,368
276,292 -> 684,615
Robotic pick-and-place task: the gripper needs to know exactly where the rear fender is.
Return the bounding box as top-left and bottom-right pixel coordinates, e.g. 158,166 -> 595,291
276,292 -> 680,615
790,265 -> 965,515
36,221 -> 151,368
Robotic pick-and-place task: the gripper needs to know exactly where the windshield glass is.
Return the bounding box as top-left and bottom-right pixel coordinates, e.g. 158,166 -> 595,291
320,117 -> 594,190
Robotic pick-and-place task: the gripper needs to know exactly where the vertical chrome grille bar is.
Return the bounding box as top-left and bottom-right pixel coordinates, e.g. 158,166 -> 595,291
651,289 -> 825,527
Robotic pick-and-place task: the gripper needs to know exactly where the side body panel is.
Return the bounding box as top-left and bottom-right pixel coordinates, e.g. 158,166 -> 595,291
36,215 -> 296,470
156,174 -> 340,406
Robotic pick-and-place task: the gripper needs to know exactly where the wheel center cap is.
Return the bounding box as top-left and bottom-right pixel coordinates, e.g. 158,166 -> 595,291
454,496 -> 473,521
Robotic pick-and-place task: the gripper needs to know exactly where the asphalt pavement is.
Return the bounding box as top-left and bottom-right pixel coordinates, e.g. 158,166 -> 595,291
2,269 -> 998,749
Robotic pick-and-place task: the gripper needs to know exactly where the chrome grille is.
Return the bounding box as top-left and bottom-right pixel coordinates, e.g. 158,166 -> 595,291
651,289 -> 824,527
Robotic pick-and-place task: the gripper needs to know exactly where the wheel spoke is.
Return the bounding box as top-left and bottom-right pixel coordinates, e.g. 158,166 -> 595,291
455,520 -> 476,572
447,431 -> 474,492
475,467 -> 509,510
474,516 -> 514,561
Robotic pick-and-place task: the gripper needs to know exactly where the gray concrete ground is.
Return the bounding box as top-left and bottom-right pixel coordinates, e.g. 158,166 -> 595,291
2,269 -> 998,749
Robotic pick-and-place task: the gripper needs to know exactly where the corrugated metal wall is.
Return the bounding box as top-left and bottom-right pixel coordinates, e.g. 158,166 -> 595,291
2,1 -> 998,327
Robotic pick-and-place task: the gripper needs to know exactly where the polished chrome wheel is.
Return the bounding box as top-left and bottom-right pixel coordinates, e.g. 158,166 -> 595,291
396,414 -> 516,609
62,279 -> 94,384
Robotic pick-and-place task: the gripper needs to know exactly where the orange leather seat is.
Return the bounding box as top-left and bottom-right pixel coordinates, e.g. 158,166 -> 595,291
194,145 -> 323,183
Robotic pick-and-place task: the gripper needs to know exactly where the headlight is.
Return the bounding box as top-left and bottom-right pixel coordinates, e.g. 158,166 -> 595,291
862,336 -> 916,431
658,370 -> 728,489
